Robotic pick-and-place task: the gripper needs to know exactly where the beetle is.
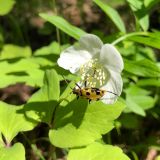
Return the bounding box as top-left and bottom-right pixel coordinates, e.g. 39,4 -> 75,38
62,74 -> 118,103
72,83 -> 118,103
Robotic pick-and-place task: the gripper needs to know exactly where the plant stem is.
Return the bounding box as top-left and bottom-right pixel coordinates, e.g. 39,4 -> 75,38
53,0 -> 61,52
111,32 -> 148,45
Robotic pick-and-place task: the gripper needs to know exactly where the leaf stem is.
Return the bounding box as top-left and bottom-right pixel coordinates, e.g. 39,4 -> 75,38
111,32 -> 148,45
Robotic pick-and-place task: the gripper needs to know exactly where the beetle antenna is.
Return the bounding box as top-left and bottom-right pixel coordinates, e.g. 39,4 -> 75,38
107,91 -> 119,96
61,75 -> 73,90
75,83 -> 81,89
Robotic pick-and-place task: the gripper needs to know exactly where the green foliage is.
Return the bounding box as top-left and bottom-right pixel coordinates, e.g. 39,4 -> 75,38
0,143 -> 25,160
0,44 -> 32,59
124,85 -> 155,116
0,59 -> 44,88
0,1 -> 159,159
0,102 -> 35,143
23,69 -> 60,124
0,134 -> 4,147
93,0 -> 126,33
49,100 -> 125,148
0,0 -> 15,15
119,114 -> 140,129
144,0 -> 160,10
128,32 -> 160,49
126,0 -> 149,31
137,79 -> 160,87
39,13 -> 86,40
34,42 -> 61,56
124,59 -> 160,77
68,142 -> 130,160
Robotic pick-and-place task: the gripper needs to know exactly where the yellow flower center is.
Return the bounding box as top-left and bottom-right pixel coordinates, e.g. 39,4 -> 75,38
79,59 -> 108,88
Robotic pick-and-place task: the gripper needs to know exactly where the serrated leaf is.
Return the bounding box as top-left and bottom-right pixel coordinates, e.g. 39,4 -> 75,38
126,0 -> 149,31
125,85 -> 155,116
126,96 -> 146,116
0,102 -> 35,143
137,79 -> 160,87
131,95 -> 155,110
93,0 -> 126,33
0,45 -> 32,59
128,33 -> 160,49
0,0 -> 15,15
124,59 -> 160,77
39,13 -> 86,40
0,143 -> 25,160
68,142 -> 130,160
118,41 -> 156,61
23,69 -> 60,124
49,99 -> 125,148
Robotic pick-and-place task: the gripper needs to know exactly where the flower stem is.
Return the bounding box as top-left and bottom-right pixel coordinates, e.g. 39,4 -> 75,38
111,32 -> 148,45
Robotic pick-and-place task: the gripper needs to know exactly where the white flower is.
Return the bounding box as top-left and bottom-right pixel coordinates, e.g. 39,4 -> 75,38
57,34 -> 124,104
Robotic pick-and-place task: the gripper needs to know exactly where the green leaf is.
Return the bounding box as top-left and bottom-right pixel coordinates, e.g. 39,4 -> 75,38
23,69 -> 60,124
126,95 -> 146,116
34,41 -> 61,56
137,79 -> 160,87
125,85 -> 155,116
126,0 -> 149,31
39,13 -> 86,40
124,59 -> 160,77
49,99 -> 125,148
0,143 -> 25,160
68,142 -> 130,160
0,133 -> 4,147
118,41 -> 156,61
128,32 -> 160,49
144,0 -> 160,10
0,45 -> 32,59
0,59 -> 44,88
0,0 -> 15,15
93,0 -> 126,33
0,69 -> 44,88
0,102 -> 35,143
32,42 -> 70,68
0,59 -> 39,75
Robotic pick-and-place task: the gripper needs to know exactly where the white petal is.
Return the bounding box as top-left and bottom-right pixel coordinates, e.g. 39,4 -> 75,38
101,70 -> 123,104
100,44 -> 124,73
57,46 -> 92,73
78,34 -> 103,57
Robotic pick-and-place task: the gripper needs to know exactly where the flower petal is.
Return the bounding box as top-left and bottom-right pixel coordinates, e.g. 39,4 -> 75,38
78,34 -> 103,57
101,70 -> 123,104
57,46 -> 92,73
100,44 -> 124,73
